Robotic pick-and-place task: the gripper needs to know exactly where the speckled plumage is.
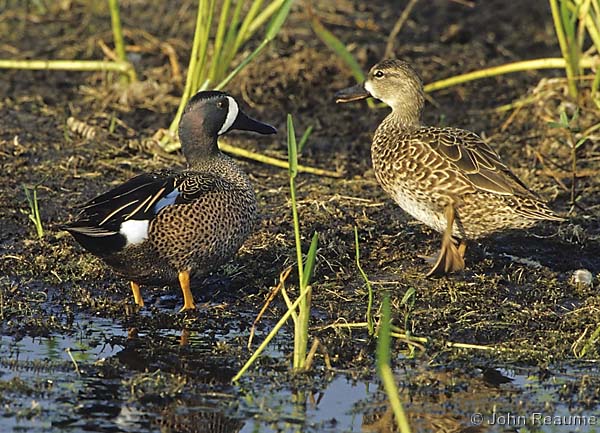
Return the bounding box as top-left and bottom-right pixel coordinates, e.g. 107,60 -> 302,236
336,59 -> 563,274
89,164 -> 257,286
65,91 -> 276,309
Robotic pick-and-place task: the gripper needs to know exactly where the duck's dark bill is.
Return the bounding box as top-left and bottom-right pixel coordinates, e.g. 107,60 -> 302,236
335,85 -> 370,103
232,111 -> 277,135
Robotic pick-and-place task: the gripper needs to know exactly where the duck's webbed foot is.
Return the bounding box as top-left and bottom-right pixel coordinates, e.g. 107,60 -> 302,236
425,205 -> 467,276
425,236 -> 467,276
130,281 -> 144,307
178,270 -> 197,312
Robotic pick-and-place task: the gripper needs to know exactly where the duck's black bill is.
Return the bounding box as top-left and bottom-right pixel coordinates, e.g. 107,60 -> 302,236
335,84 -> 370,103
232,111 -> 277,135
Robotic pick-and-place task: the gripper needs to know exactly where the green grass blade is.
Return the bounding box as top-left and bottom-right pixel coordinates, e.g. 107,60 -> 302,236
309,13 -> 376,108
248,0 -> 285,36
377,297 -> 392,367
423,57 -> 596,93
560,109 -> 569,125
232,282 -> 312,382
377,296 -> 412,433
23,184 -> 31,205
108,0 -> 130,84
550,0 -> 579,98
192,0 -> 216,92
400,288 -> 415,306
288,116 -> 303,286
576,322 -> 600,357
165,0 -> 206,136
218,0 -> 244,79
297,125 -> 313,153
585,1 -> 600,51
107,0 -> 125,62
287,113 -> 312,371
215,39 -> 269,91
287,113 -> 298,178
217,0 -> 291,83
233,0 -> 265,53
354,226 -> 374,335
265,0 -> 292,40
23,184 -> 43,238
0,59 -> 135,81
301,232 -> 319,288
309,14 -> 364,83
208,0 -> 232,83
400,287 -> 416,346
164,0 -> 291,150
190,0 -> 207,92
592,67 -> 600,108
34,188 -> 43,238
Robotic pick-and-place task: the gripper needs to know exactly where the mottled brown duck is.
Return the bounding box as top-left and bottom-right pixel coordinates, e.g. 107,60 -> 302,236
335,59 -> 563,275
64,91 -> 276,311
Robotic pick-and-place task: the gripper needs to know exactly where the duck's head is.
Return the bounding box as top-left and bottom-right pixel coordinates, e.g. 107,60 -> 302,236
179,91 -> 276,160
335,59 -> 425,123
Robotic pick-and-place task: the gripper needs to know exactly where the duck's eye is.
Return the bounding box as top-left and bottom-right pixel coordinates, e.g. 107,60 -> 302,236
374,70 -> 384,78
217,100 -> 226,109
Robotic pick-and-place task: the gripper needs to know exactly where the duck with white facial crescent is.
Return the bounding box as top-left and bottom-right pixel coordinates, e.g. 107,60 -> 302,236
64,91 -> 276,311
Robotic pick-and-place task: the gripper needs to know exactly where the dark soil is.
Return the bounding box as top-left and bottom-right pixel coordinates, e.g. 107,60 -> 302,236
1,1 -> 600,432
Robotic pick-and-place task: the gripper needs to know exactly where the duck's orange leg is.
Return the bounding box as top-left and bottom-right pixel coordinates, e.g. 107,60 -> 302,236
426,205 -> 466,276
178,270 -> 196,312
180,328 -> 191,346
130,281 -> 144,307
458,239 -> 468,260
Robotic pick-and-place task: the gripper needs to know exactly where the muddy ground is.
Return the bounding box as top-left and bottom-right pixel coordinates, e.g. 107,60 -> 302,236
1,0 -> 600,432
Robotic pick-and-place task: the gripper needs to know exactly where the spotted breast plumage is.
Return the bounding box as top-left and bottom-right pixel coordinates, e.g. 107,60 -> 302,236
336,59 -> 563,275
64,91 -> 276,311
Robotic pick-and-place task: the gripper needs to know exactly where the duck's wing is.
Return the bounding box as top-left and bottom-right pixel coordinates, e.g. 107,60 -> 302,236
64,171 -> 230,255
63,171 -> 176,254
418,127 -> 538,199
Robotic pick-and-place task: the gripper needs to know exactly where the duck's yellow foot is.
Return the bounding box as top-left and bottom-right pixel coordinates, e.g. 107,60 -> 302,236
130,281 -> 144,307
180,328 -> 190,346
426,237 -> 466,276
178,270 -> 196,312
425,205 -> 467,277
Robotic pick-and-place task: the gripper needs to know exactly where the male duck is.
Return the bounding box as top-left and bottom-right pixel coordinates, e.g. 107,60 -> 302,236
65,91 -> 276,311
335,59 -> 563,275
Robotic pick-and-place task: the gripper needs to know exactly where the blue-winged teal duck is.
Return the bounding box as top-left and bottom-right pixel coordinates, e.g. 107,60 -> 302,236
336,59 -> 563,275
65,91 -> 276,311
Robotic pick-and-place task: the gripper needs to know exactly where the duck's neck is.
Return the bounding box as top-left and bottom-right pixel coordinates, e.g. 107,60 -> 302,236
178,109 -> 224,169
180,128 -> 222,168
184,140 -> 249,185
186,147 -> 230,172
386,107 -> 422,131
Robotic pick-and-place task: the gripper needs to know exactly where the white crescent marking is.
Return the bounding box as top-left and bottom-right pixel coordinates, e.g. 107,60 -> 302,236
218,96 -> 239,135
120,220 -> 149,245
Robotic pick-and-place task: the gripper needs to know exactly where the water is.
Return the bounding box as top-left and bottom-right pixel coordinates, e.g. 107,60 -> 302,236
1,316 -> 599,433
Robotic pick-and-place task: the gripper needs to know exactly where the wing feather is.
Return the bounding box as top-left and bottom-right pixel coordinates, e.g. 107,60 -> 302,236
419,127 -> 538,199
64,170 -> 235,255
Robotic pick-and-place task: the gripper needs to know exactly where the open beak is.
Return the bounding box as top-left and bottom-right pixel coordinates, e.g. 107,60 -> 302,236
335,84 -> 371,103
231,111 -> 277,135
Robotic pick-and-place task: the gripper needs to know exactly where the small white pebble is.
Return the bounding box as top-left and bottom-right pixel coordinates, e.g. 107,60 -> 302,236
571,269 -> 593,287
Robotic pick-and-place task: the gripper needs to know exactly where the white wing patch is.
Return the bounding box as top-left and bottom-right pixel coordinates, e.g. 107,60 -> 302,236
120,219 -> 149,245
153,188 -> 179,213
218,96 -> 239,135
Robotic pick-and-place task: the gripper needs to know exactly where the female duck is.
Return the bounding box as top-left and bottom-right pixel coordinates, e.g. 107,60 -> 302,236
336,59 -> 563,275
65,91 -> 276,311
